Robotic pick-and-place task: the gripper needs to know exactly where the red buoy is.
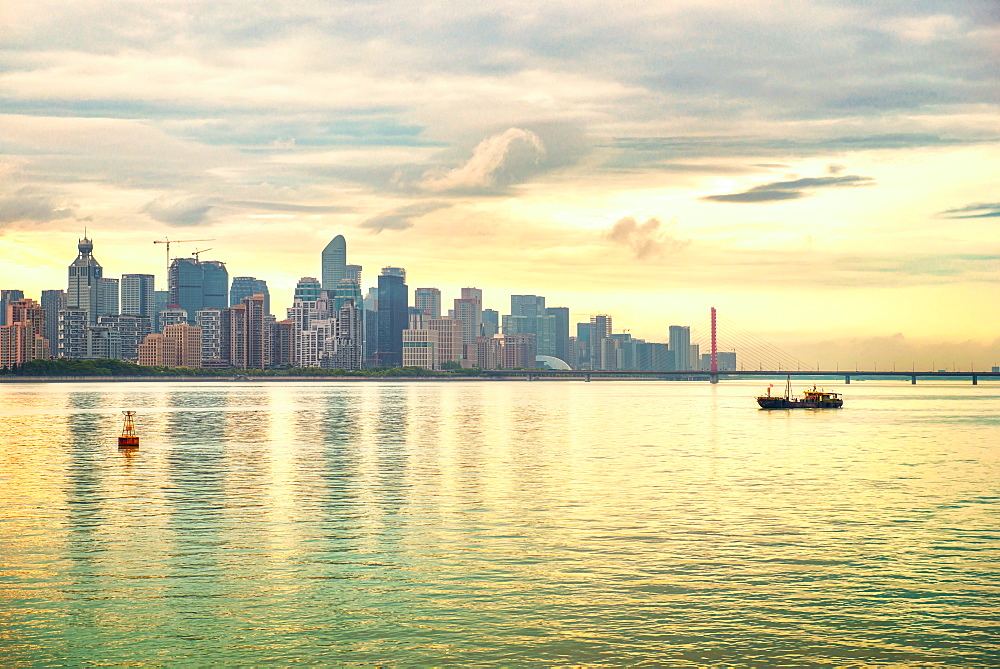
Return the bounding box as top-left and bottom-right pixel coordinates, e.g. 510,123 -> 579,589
118,411 -> 139,448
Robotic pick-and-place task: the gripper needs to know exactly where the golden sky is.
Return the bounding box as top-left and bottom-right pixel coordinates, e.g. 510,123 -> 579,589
1,1 -> 998,366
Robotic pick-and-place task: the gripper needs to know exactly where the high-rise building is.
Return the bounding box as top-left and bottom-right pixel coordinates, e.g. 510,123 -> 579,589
169,257 -> 228,324
83,326 -> 122,360
403,329 -> 437,369
41,290 -> 65,358
230,276 -> 270,315
222,293 -> 268,369
414,288 -> 442,319
121,274 -> 155,317
138,324 -> 201,368
158,306 -> 188,332
589,314 -> 612,370
427,319 -> 463,367
270,320 -> 295,368
480,308 -> 499,337
97,315 -> 152,362
99,277 -> 119,317
345,264 -> 362,284
0,290 -> 25,327
476,333 -> 537,369
321,235 -> 347,290
195,309 -> 223,365
57,308 -> 88,358
0,298 -> 49,368
669,325 -> 692,371
153,290 -> 170,331
454,287 -> 483,355
333,278 -> 363,314
546,307 -> 570,363
376,268 -> 408,367
326,299 -> 363,370
67,236 -> 103,324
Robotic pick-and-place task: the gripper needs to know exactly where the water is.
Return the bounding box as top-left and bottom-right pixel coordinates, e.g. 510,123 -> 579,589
1,380 -> 998,665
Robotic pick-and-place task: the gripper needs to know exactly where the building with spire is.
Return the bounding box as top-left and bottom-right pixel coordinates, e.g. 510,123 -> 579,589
66,236 -> 103,324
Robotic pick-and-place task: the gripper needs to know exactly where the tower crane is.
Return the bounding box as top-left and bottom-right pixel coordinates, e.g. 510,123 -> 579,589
191,248 -> 212,262
153,237 -> 214,273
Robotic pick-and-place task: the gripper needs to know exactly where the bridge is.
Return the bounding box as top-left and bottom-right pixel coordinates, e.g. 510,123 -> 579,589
484,370 -> 1000,385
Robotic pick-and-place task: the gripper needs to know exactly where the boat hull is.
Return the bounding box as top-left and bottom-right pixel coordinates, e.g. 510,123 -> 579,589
757,397 -> 843,409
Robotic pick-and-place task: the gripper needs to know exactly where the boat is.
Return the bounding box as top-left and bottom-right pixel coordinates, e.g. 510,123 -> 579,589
118,411 -> 139,448
757,376 -> 843,409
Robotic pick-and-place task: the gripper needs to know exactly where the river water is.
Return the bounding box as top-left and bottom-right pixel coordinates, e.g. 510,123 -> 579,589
1,380 -> 997,665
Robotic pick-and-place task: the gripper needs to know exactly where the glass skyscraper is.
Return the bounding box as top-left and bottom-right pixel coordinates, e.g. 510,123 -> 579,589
66,236 -> 103,324
321,235 -> 346,291
230,276 -> 270,315
376,268 -> 408,367
169,258 -> 228,324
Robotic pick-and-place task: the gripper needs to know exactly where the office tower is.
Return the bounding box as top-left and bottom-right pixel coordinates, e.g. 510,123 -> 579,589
97,315 -> 152,362
669,325 -> 692,371
222,293 -> 268,369
690,344 -> 701,371
99,277 -> 119,316
403,329 -> 437,369
414,288 -> 442,319
363,287 -> 378,368
546,307 -> 570,363
195,309 -> 223,365
83,326 -> 122,360
481,308 -> 499,337
57,308 -> 88,358
230,276 -> 270,315
0,290 -> 25,327
121,274 -> 155,317
153,290 -> 170,331
158,306 -> 188,332
566,335 -> 579,369
67,236 -> 103,324
408,307 -> 427,330
41,290 -> 65,358
589,314 -> 612,370
376,268 -> 408,367
137,334 -> 166,367
345,264 -> 362,284
169,257 -> 228,324
0,298 -> 49,368
321,235 -> 347,290
511,295 -> 546,319
427,319 -> 463,367
454,287 -> 482,355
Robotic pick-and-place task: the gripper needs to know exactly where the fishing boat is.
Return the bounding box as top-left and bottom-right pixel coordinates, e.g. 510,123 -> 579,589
757,376 -> 843,409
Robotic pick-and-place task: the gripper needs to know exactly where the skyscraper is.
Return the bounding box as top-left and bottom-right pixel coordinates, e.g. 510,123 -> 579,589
121,274 -> 155,317
230,276 -> 270,315
67,236 -> 103,324
546,306 -> 570,363
0,298 -> 49,368
321,235 -> 347,290
376,268 -> 408,367
40,289 -> 65,358
0,290 -> 25,327
99,277 -> 119,317
345,264 -> 362,284
669,325 -> 692,371
454,287 -> 483,357
222,293 -> 268,369
169,257 -> 228,324
414,288 -> 442,319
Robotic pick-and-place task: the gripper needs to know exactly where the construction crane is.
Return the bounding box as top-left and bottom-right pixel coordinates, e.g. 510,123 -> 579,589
153,237 -> 214,273
191,248 -> 212,261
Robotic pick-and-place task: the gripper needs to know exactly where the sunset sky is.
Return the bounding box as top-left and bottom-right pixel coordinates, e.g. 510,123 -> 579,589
1,1 -> 997,367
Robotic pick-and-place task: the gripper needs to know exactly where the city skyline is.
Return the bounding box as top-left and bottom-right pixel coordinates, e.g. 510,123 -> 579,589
0,1 -> 997,366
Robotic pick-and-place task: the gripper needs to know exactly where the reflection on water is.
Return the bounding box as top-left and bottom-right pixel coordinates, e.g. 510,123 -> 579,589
1,380 -> 998,664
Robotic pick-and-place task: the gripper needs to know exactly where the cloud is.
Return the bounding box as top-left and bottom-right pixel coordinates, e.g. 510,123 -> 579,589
142,195 -> 214,226
936,202 -> 1000,219
701,175 -> 876,203
0,188 -> 74,225
358,201 -> 450,234
605,217 -> 690,260
420,128 -> 546,193
226,200 -> 353,214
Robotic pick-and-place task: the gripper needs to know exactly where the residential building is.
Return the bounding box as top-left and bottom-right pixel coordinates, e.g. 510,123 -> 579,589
669,325 -> 692,371
83,326 -> 122,360
0,290 -> 25,327
195,309 -> 223,365
121,274 -> 155,318
427,318 -> 463,367
41,289 -> 65,358
57,308 -> 88,358
230,276 -> 270,315
0,298 -> 49,368
158,306 -> 188,332
222,293 -> 268,369
97,315 -> 152,362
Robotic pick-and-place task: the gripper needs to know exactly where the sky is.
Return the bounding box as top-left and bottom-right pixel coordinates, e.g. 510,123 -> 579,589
1,0 -> 998,368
